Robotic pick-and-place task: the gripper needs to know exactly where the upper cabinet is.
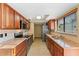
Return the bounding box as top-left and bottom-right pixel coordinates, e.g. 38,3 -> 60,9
22,18 -> 30,30
0,3 -> 30,30
1,4 -> 15,29
15,12 -> 20,29
47,19 -> 55,31
26,20 -> 30,30
19,17 -> 30,30
8,7 -> 15,29
2,4 -> 7,29
0,4 -> 2,28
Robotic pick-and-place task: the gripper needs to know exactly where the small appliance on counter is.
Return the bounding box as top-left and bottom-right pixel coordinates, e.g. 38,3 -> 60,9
14,32 -> 23,38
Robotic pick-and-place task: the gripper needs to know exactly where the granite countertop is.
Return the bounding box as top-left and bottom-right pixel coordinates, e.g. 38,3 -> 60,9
0,38 -> 26,49
46,34 -> 79,48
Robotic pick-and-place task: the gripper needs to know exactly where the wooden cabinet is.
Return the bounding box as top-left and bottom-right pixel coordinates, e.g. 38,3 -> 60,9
24,19 -> 30,30
53,42 -> 63,56
47,19 -> 55,30
22,18 -> 30,30
0,4 -> 2,28
46,36 -> 63,56
2,4 -> 15,29
46,37 -> 56,56
19,17 -> 30,30
15,12 -> 20,29
26,21 -> 30,29
7,7 -> 15,29
50,40 -> 54,55
0,39 -> 27,56
46,37 -> 52,54
0,3 -> 15,29
26,35 -> 33,52
46,35 -> 79,56
0,3 -> 30,29
2,4 -> 7,29
15,40 -> 27,56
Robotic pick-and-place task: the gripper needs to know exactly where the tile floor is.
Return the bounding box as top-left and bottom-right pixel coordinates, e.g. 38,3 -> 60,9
27,38 -> 51,56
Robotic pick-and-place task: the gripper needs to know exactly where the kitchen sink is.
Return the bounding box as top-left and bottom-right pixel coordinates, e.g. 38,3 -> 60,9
54,38 -> 71,48
51,35 -> 71,48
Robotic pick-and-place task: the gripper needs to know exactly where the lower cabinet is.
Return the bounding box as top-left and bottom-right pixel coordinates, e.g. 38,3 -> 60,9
0,39 -> 27,56
53,42 -> 63,56
14,40 -> 27,56
50,41 -> 54,55
27,35 -> 33,53
46,35 -> 79,56
46,36 -> 63,56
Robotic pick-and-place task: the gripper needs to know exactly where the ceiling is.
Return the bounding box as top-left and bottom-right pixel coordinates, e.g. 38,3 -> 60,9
8,3 -> 78,23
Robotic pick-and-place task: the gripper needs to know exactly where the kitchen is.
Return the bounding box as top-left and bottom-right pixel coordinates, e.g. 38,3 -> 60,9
0,3 -> 79,56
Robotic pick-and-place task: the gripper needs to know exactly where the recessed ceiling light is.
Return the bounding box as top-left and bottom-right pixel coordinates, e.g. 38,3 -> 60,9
36,16 -> 42,19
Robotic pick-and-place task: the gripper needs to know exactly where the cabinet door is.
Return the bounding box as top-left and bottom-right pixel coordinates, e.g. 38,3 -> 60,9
7,7 -> 15,29
14,40 -> 27,56
53,43 -> 58,56
47,38 -> 52,53
0,4 -> 2,28
23,19 -> 30,29
26,21 -> 30,29
46,37 -> 49,49
2,4 -> 7,29
47,20 -> 55,30
15,12 -> 20,29
50,41 -> 54,56
2,4 -> 15,29
54,42 -> 63,56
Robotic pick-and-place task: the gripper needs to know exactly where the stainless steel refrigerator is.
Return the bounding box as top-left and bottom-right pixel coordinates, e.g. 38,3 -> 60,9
41,23 -> 48,42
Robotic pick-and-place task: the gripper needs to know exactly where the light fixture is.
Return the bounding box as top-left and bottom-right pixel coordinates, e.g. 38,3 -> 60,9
36,16 -> 42,19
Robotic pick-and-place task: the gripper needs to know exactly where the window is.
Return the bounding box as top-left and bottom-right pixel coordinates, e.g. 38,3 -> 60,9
65,13 -> 76,33
57,13 -> 77,34
57,18 -> 64,32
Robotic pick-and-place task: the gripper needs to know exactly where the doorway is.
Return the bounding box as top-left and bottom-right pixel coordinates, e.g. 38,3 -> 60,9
34,24 -> 42,38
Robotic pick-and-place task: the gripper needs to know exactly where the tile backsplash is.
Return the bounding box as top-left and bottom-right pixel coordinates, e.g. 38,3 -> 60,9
0,30 -> 26,43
